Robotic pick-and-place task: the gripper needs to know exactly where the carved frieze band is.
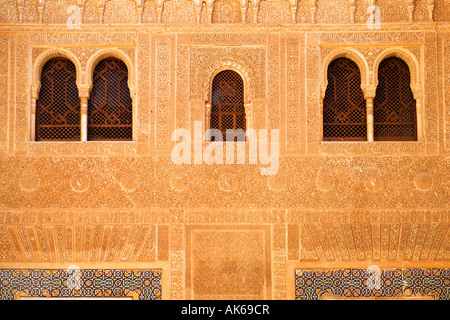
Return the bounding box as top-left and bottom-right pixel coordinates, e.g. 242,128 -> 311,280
1,0 -> 448,24
0,209 -> 448,263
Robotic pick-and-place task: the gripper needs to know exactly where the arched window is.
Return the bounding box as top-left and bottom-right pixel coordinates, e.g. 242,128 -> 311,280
88,57 -> 132,141
374,57 -> 417,141
323,57 -> 367,141
36,57 -> 80,141
210,70 -> 246,141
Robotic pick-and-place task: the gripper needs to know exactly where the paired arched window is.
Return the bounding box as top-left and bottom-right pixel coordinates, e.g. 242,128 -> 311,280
374,57 -> 417,141
36,58 -> 81,141
323,56 -> 417,142
323,58 -> 367,141
88,57 -> 133,141
210,70 -> 246,141
36,56 -> 132,142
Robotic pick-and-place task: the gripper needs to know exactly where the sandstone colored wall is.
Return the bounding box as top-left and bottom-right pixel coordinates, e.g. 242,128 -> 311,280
0,0 -> 449,300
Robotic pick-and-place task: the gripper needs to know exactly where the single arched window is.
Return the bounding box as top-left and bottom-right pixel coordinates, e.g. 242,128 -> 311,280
323,58 -> 367,141
88,57 -> 132,141
36,57 -> 80,141
374,57 -> 417,141
210,70 -> 246,141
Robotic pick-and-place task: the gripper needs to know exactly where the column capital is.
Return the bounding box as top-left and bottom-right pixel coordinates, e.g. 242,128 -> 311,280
364,86 -> 377,100
78,87 -> 90,99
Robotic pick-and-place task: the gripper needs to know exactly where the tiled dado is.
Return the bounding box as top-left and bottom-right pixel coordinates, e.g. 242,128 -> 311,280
0,269 -> 162,300
295,268 -> 450,300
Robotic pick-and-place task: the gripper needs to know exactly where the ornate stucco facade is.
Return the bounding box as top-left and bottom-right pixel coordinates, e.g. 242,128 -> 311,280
0,0 -> 449,300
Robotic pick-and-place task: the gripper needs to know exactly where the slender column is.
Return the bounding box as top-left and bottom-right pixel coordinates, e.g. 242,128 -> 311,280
137,2 -> 144,24
290,4 -> 297,24
407,0 -> 414,22
366,97 -> 374,142
37,0 -> 44,23
80,97 -> 88,142
245,102 -> 253,141
207,7 -> 213,24
349,0 -> 356,23
309,0 -> 316,24
194,2 -> 202,24
416,97 -> 423,141
78,86 -> 90,142
17,0 -> 24,22
97,0 -> 107,23
205,103 -> 211,141
156,6 -> 162,23
241,6 -> 247,23
427,0 -> 435,21
130,89 -> 137,142
31,89 -> 38,141
252,4 -> 258,23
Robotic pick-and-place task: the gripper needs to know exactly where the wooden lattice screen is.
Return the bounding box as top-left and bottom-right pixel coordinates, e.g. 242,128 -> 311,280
210,70 -> 246,141
88,57 -> 132,141
323,58 -> 367,141
36,58 -> 81,141
374,57 -> 417,141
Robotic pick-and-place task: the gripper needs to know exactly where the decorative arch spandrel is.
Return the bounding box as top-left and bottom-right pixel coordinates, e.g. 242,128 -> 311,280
84,48 -> 136,97
161,0 -> 197,23
377,0 -> 410,22
83,0 -> 100,24
32,48 -> 83,98
315,0 -> 350,24
23,0 -> 39,23
42,0 -> 76,23
103,0 -> 138,23
296,0 -> 311,23
320,48 -> 370,101
212,0 -> 242,23
142,0 -> 158,23
372,47 -> 421,96
257,0 -> 291,23
190,46 -> 266,103
0,0 -> 19,22
434,0 -> 450,21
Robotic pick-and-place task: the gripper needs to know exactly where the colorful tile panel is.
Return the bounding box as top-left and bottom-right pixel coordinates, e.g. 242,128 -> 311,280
0,269 -> 162,300
295,268 -> 450,300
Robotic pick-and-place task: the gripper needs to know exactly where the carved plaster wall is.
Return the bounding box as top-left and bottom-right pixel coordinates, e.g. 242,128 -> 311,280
0,0 -> 448,301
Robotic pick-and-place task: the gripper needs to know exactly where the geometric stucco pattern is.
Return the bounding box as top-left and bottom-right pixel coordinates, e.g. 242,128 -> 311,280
0,0 -> 449,301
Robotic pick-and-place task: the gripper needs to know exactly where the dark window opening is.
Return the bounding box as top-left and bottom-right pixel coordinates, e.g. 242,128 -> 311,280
88,57 -> 133,141
323,57 -> 367,141
210,70 -> 246,142
36,57 -> 80,141
374,57 -> 417,141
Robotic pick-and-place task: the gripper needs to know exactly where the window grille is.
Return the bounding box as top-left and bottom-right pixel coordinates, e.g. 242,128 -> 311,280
88,57 -> 132,141
374,57 -> 417,141
210,70 -> 246,141
323,58 -> 367,141
36,58 -> 80,141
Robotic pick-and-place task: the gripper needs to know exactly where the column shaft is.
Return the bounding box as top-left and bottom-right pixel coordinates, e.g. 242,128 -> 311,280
367,97 -> 374,142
